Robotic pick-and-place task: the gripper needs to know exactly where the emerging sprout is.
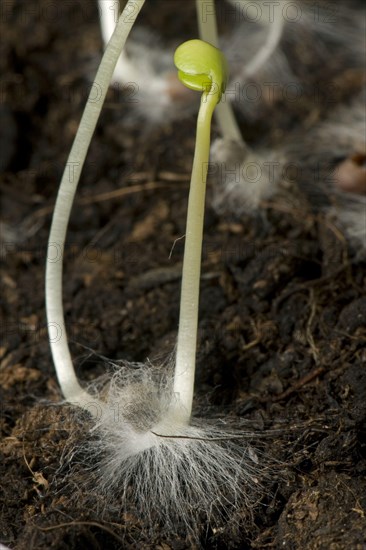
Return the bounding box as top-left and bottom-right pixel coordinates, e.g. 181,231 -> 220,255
46,27 -> 269,538
172,39 -> 227,422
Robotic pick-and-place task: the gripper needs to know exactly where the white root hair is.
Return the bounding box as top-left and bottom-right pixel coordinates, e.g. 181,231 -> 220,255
210,138 -> 286,213
70,360 -> 272,538
224,1 -> 364,119
113,28 -> 197,124
98,0 -> 196,124
283,92 -> 366,252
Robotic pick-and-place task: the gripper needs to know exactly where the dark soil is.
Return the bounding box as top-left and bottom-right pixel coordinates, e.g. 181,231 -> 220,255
1,1 -> 365,549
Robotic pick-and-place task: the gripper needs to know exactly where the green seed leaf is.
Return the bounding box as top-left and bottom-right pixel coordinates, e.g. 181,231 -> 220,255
174,39 -> 228,102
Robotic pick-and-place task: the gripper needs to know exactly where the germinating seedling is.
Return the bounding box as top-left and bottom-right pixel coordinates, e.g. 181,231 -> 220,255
97,0 -> 281,214
172,38 -> 228,422
46,5 -> 266,535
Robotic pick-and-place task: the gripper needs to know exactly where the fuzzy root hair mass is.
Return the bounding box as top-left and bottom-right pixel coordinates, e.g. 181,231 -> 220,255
72,361 -> 270,537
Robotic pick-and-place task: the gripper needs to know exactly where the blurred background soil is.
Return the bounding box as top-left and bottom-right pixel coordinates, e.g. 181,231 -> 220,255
1,1 -> 365,548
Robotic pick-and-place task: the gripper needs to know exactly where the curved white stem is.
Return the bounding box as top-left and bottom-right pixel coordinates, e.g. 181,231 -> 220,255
196,0 -> 243,142
224,0 -> 285,80
241,12 -> 284,79
225,0 -> 277,23
46,0 -> 145,411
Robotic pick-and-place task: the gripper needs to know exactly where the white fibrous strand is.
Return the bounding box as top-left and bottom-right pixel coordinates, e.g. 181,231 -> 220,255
210,138 -> 286,213
73,361 -> 272,537
284,92 -> 366,252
